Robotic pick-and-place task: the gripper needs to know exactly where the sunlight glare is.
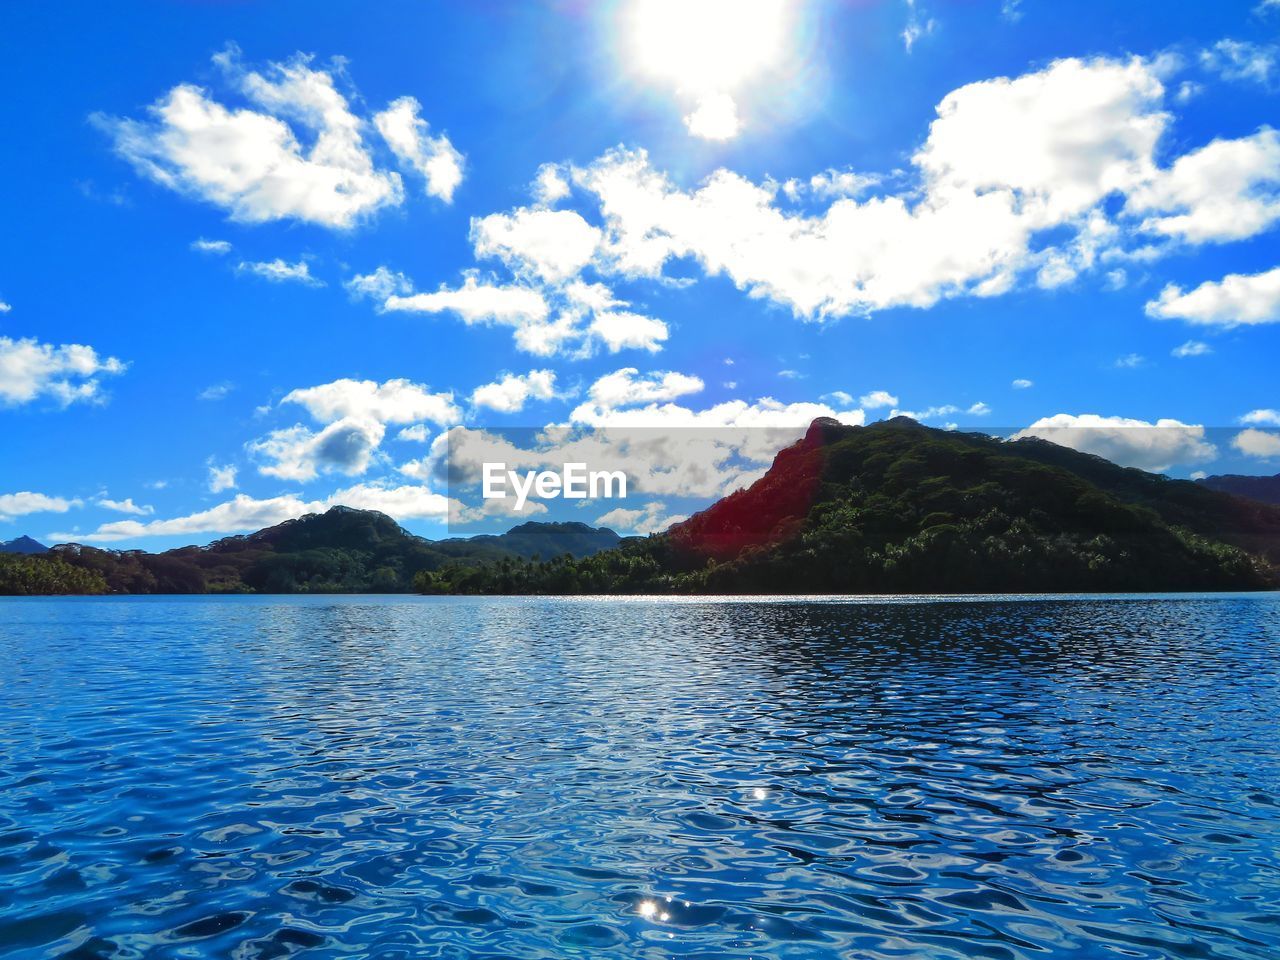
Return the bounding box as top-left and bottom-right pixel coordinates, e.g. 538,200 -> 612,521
626,0 -> 790,94
617,0 -> 809,140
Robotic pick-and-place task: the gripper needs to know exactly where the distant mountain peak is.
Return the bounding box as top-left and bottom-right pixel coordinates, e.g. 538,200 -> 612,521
1196,472 -> 1280,507
876,415 -> 925,428
506,520 -> 617,536
0,535 -> 48,555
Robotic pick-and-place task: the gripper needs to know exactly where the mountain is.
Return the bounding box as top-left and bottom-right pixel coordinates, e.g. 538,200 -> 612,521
439,521 -> 621,559
0,535 -> 48,554
22,510 -> 620,595
417,417 -> 1280,595
1197,472 -> 1280,507
11,421 -> 1280,597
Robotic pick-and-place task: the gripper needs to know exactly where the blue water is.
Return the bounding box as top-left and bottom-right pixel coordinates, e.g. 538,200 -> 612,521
2,595 -> 1280,959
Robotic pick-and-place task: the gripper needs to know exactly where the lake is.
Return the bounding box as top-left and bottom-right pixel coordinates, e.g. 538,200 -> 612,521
2,594 -> 1279,959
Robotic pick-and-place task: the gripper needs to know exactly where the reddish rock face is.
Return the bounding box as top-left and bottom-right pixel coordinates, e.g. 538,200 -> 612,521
667,418 -> 853,562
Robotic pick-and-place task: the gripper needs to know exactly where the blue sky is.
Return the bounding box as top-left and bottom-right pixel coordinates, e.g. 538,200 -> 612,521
2,0 -> 1280,549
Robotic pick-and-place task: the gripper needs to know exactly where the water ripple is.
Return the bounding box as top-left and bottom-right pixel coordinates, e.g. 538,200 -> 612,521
1,594 -> 1279,958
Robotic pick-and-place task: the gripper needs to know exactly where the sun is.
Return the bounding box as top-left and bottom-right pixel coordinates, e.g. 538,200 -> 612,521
621,0 -> 794,140
625,0 -> 790,94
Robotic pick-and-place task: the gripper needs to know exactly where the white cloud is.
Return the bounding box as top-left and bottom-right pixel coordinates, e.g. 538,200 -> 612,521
1241,408 -> 1280,426
396,424 -> 431,442
587,308 -> 668,354
248,417 -> 386,482
199,381 -> 235,401
1012,378 -> 1034,389
207,462 -> 238,493
532,163 -> 572,206
249,378 -> 460,483
586,368 -> 704,407
470,369 -> 557,413
570,397 -> 819,430
191,237 -> 232,254
237,258 -> 322,286
1127,129 -> 1280,243
901,0 -> 936,52
1146,266 -> 1280,327
471,208 -> 601,283
891,402 -> 988,421
368,58 -> 1178,361
385,274 -> 550,326
565,58 -> 1171,319
325,481 -> 453,520
1036,256 -> 1077,289
96,50 -> 404,228
54,494 -> 319,543
859,389 -> 899,409
916,56 -> 1164,225
423,55 -> 1280,333
281,377 -> 460,427
1201,40 -> 1278,87
564,279 -> 668,354
684,92 -> 740,141
796,170 -> 881,200
1171,339 -> 1212,358
570,371 -> 867,435
336,54 -> 1280,364
1014,413 -> 1217,471
1175,81 -> 1202,104
1233,427 -> 1280,458
596,501 -> 687,535
345,266 -> 412,300
0,336 -> 126,407
373,96 -> 464,203
95,497 -> 153,516
0,492 -> 80,522
382,271 -> 665,358
0,301 -> 11,313
1114,352 -> 1145,369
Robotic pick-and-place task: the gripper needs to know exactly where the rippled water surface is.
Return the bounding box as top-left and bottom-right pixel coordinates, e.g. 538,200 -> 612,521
3,595 -> 1280,959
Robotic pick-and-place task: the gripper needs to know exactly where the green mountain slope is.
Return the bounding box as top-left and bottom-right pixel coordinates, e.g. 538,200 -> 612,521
34,509 -> 620,595
0,552 -> 107,595
419,418 -> 1280,595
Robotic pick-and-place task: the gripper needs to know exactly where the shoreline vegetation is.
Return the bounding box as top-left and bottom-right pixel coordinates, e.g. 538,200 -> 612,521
4,419 -> 1279,597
